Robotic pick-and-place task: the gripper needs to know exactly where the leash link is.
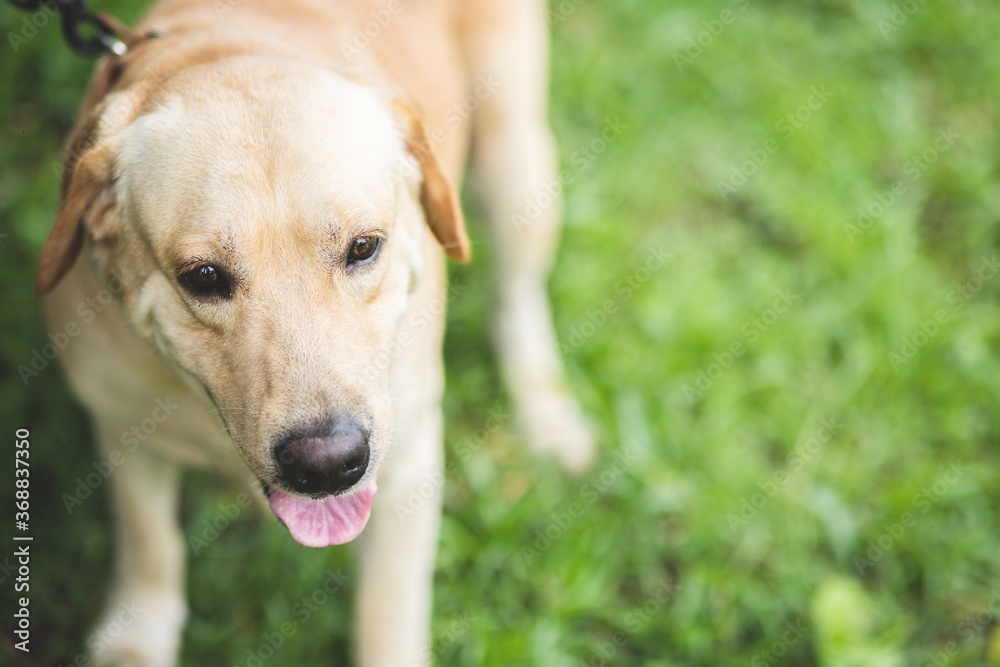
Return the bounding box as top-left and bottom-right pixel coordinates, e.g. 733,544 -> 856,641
5,0 -> 127,57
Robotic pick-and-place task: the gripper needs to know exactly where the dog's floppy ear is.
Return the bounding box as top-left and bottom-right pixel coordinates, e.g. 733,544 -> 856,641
392,100 -> 471,263
36,89 -> 141,295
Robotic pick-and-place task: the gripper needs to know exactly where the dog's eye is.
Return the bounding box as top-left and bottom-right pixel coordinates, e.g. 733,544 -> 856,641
179,264 -> 232,299
348,235 -> 381,264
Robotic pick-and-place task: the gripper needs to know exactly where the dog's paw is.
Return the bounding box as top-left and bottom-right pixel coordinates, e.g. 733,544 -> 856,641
90,594 -> 186,667
520,391 -> 596,473
493,297 -> 597,473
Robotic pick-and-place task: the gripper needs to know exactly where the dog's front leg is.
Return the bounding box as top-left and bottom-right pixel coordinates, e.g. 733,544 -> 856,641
354,399 -> 443,666
463,0 -> 596,473
90,419 -> 187,667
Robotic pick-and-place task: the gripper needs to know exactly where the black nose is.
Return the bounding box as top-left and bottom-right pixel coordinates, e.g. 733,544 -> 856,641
274,418 -> 370,496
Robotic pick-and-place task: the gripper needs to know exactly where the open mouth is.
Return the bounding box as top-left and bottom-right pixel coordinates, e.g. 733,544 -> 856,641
263,481 -> 378,547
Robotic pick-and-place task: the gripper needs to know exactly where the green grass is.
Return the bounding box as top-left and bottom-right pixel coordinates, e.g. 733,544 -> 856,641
2,0 -> 1000,665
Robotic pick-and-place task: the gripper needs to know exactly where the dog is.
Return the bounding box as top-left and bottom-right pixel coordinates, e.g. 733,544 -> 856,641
37,0 -> 595,664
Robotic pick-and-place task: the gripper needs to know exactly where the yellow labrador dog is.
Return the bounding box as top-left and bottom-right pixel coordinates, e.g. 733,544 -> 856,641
38,0 -> 594,664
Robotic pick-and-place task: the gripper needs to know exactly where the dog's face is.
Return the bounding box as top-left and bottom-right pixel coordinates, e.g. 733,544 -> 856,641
37,57 -> 469,545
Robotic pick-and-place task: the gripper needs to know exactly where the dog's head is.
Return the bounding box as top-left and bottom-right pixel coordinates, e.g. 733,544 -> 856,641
37,56 -> 469,546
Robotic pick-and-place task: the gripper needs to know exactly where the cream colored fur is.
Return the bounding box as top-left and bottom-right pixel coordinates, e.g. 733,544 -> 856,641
40,1 -> 594,664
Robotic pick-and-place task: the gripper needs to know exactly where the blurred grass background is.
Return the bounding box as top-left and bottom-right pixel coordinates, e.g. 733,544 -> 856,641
2,0 -> 1000,665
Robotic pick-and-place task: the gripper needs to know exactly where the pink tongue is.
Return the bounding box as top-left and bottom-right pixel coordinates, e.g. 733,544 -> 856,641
269,482 -> 377,547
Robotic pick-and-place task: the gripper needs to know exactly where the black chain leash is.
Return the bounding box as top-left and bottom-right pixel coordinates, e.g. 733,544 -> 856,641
6,0 -> 127,57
